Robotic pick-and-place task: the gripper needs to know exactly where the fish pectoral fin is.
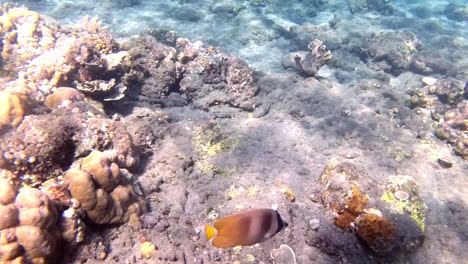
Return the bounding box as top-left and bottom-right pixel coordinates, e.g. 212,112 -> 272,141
205,224 -> 217,241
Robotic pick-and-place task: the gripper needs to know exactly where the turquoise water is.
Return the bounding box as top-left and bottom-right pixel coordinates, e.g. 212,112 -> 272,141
17,0 -> 468,73
4,1 -> 468,263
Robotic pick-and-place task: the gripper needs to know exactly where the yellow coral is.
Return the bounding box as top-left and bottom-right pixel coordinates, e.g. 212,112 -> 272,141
140,241 -> 156,259
0,90 -> 28,129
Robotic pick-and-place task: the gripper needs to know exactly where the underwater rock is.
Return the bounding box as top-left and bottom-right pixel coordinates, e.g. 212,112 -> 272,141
124,33 -> 257,110
123,35 -> 179,101
444,3 -> 468,22
293,39 -> 332,77
380,175 -> 426,249
409,51 -> 451,75
319,161 -> 425,255
210,0 -> 245,17
361,31 -> 421,75
355,210 -> 397,254
348,0 -> 393,14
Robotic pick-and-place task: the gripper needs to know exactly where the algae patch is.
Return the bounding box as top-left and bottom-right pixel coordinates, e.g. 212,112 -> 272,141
381,175 -> 426,231
192,125 -> 240,177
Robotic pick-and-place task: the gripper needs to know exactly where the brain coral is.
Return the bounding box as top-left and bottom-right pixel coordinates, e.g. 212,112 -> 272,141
66,150 -> 145,225
0,179 -> 61,263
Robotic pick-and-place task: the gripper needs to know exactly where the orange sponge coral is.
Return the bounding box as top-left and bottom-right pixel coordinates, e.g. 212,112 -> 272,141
334,185 -> 368,228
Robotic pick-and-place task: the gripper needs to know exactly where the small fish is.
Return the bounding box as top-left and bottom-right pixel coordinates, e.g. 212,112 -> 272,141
204,209 -> 288,248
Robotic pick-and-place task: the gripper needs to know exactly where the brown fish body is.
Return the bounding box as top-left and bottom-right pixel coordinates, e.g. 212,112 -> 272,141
205,209 -> 287,248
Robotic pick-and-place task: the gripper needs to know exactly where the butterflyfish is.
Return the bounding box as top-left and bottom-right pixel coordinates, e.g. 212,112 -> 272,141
204,208 -> 288,248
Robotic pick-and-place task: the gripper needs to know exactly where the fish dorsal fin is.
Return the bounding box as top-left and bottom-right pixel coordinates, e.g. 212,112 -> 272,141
205,224 -> 217,241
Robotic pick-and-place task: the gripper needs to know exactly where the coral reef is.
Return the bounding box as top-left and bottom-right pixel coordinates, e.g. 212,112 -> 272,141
66,150 -> 145,225
123,32 -> 257,110
410,78 -> 467,159
0,6 -> 152,262
293,39 -> 332,77
0,5 -> 131,108
0,179 -> 61,263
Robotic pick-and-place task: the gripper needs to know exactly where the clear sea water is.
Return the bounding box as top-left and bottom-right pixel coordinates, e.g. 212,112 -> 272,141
15,0 -> 468,73
7,0 -> 467,263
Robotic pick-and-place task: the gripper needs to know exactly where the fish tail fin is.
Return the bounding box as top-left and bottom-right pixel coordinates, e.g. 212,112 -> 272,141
205,224 -> 217,241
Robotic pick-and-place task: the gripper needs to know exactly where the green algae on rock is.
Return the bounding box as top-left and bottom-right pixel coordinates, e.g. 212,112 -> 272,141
192,123 -> 240,178
381,175 -> 427,232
